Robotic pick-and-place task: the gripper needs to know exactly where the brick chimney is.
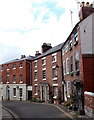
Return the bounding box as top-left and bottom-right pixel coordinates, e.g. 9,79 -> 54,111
21,55 -> 26,59
79,1 -> 94,21
42,43 -> 52,53
35,51 -> 41,57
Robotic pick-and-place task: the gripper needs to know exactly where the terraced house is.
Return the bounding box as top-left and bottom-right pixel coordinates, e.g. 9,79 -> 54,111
62,2 -> 94,117
32,43 -> 64,104
0,1 -> 94,118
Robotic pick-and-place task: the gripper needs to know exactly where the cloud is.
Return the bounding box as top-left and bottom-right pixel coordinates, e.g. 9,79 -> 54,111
0,0 -> 94,64
0,44 -> 22,64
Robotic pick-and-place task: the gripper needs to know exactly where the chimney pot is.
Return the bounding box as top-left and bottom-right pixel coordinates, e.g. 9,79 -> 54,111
90,4 -> 93,8
35,51 -> 41,57
86,2 -> 89,7
81,1 -> 85,7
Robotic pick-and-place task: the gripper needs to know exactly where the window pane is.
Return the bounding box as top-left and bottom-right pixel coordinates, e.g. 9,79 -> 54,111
19,88 -> 22,97
53,87 -> 58,97
13,88 -> 16,96
19,75 -> 23,82
42,70 -> 46,79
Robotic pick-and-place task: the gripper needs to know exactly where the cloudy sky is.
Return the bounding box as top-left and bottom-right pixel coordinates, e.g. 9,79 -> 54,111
0,0 -> 94,64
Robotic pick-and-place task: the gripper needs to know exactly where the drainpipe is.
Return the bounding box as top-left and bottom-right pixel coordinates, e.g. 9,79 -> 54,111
60,49 -> 65,102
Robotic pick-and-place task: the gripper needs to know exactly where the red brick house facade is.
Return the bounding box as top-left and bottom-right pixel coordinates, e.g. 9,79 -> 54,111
0,1 -> 94,118
32,43 -> 63,103
62,2 -> 94,117
0,55 -> 34,100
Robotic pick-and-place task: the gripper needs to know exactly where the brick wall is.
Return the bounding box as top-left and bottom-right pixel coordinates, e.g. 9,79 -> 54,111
82,54 -> 94,92
84,92 -> 94,118
32,51 -> 63,101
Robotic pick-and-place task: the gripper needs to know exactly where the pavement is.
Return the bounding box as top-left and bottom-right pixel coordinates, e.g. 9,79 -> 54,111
2,101 -> 93,120
2,108 -> 13,119
57,103 -> 93,120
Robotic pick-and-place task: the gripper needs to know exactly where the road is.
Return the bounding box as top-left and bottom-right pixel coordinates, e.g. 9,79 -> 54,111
2,101 -> 71,119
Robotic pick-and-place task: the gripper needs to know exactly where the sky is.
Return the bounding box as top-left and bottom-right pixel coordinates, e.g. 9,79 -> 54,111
0,0 -> 94,64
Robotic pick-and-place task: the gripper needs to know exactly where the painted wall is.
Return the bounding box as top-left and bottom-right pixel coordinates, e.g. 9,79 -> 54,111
80,13 -> 94,54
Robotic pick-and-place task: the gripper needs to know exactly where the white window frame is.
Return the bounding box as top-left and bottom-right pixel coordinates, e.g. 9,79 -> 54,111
6,73 -> 9,83
53,86 -> 58,98
34,71 -> 38,81
52,53 -> 57,63
65,44 -> 69,53
74,32 -> 78,42
19,63 -> 23,69
66,58 -> 69,74
13,75 -> 16,83
19,75 -> 23,83
63,61 -> 66,75
52,66 -> 57,80
62,49 -> 64,56
34,60 -> 37,68
42,68 -> 46,80
67,81 -> 71,98
42,57 -> 46,66
34,85 -> 38,96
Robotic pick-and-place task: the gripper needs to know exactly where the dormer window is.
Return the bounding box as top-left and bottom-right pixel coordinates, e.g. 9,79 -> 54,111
42,57 -> 46,66
19,63 -> 23,68
13,64 -> 16,69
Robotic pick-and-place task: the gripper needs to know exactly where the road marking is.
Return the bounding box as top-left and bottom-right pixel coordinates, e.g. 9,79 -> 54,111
2,106 -> 19,120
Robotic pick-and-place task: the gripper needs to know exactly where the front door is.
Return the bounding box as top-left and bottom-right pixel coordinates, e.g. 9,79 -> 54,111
6,86 -> 10,100
41,85 -> 49,102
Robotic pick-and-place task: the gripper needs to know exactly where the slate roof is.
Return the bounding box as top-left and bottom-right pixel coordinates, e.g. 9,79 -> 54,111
2,56 -> 35,65
33,42 -> 64,60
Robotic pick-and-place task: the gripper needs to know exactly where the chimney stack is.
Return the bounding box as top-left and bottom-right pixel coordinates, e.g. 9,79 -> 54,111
35,51 -> 41,57
79,1 -> 94,21
21,55 -> 26,59
42,43 -> 52,53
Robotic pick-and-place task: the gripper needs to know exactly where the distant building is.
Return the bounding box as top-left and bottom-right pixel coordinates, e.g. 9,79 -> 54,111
0,55 -> 34,100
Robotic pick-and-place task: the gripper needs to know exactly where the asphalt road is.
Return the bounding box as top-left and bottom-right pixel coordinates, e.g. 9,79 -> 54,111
2,101 -> 70,119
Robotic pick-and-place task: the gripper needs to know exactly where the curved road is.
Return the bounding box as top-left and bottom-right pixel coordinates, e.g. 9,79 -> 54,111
3,101 -> 70,119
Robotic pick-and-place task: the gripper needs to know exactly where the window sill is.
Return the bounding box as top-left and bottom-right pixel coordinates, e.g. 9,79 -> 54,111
53,96 -> 58,99
52,61 -> 57,63
42,78 -> 46,81
19,67 -> 23,69
34,79 -> 37,81
42,64 -> 46,66
53,77 -> 57,80
6,82 -> 9,84
13,96 -> 16,98
34,93 -> 38,96
20,81 -> 23,83
13,68 -> 16,70
13,82 -> 16,84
